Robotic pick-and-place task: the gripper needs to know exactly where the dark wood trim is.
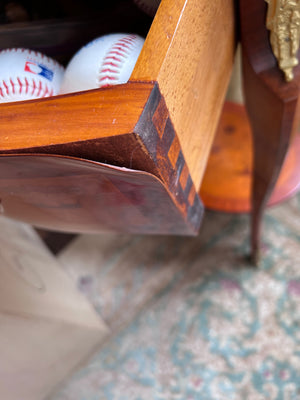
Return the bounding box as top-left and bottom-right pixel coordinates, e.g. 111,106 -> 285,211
135,83 -> 203,233
240,0 -> 300,263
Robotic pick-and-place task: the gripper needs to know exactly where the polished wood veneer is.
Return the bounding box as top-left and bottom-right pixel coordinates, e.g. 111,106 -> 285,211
0,0 -> 235,236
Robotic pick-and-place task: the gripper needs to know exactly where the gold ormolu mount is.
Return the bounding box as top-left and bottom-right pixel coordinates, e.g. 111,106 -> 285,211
265,0 -> 300,82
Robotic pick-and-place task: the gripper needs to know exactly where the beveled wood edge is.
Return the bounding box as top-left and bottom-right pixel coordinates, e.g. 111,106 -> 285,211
0,80 -> 203,233
132,0 -> 236,189
134,83 -> 203,231
0,152 -> 203,234
0,152 -> 158,176
131,0 -> 184,81
0,82 -> 154,152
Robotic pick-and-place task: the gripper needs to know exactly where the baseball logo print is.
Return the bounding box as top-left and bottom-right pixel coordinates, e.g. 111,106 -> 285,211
0,48 -> 64,102
24,60 -> 54,81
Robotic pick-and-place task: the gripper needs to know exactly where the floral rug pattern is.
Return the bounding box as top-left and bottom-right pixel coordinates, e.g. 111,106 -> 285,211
52,194 -> 300,400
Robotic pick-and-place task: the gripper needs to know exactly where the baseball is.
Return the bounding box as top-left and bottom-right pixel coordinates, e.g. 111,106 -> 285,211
0,48 -> 64,103
59,33 -> 145,94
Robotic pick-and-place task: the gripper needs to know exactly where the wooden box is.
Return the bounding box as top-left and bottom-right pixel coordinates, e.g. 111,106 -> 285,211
0,0 -> 235,235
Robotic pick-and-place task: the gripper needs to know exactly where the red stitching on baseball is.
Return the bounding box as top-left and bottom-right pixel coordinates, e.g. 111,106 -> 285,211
101,68 -> 119,74
17,77 -> 22,94
2,80 -> 9,95
31,79 -> 36,96
109,56 -> 124,63
106,50 -> 128,58
102,61 -> 120,68
43,85 -> 48,97
99,76 -> 118,82
37,81 -> 42,97
10,78 -> 15,94
0,48 -> 63,101
98,35 -> 140,87
0,77 -> 52,101
25,78 -> 29,94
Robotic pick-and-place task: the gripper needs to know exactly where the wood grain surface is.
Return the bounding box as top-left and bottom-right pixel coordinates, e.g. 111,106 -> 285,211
0,0 -> 234,236
200,102 -> 300,212
0,80 -> 203,235
0,83 -> 152,151
131,0 -> 236,189
0,154 -> 203,235
240,0 -> 300,262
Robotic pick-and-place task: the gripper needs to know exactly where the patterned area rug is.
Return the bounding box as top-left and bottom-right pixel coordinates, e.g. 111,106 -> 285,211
52,193 -> 300,400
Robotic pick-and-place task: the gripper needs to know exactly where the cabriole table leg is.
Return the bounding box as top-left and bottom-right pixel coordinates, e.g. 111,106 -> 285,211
240,0 -> 300,264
